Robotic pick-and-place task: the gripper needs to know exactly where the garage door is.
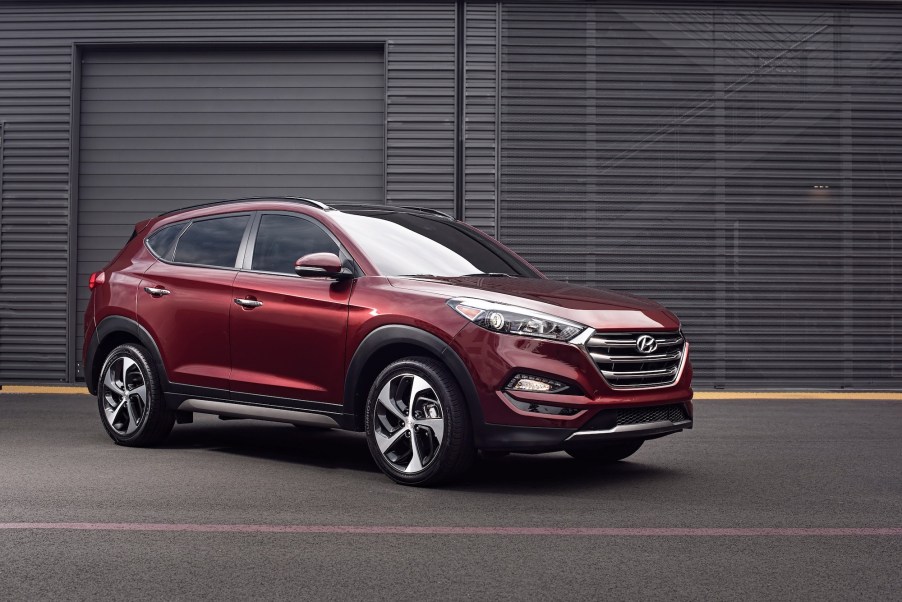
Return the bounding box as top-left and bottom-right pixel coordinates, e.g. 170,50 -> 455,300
76,47 -> 385,372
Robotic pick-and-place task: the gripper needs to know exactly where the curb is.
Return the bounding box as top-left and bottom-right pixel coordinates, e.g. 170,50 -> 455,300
0,386 -> 90,394
0,386 -> 900,400
693,392 -> 902,400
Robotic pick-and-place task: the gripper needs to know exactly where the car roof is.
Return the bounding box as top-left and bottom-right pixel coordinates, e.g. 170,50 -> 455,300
156,197 -> 454,220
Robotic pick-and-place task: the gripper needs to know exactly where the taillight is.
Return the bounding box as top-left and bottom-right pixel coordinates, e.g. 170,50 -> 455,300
89,271 -> 105,290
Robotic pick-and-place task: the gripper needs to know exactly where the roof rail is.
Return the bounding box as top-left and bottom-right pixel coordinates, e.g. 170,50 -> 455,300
157,196 -> 330,217
398,205 -> 454,219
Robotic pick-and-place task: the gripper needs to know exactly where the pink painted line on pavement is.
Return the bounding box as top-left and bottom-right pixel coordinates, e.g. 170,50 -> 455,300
0,523 -> 900,536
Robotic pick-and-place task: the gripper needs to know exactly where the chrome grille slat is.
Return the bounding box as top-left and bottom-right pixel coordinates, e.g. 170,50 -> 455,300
588,336 -> 683,347
587,338 -> 637,347
585,330 -> 685,389
590,351 -> 681,363
600,368 -> 677,378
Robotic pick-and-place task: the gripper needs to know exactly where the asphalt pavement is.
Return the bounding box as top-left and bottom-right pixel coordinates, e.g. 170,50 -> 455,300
0,394 -> 899,600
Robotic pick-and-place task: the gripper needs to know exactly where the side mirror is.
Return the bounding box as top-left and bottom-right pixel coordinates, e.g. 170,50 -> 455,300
294,253 -> 353,281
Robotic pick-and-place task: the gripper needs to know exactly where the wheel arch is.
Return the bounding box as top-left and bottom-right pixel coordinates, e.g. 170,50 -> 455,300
343,325 -> 485,435
86,316 -> 169,396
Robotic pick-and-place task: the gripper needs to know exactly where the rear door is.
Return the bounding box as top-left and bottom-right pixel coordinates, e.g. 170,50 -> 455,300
138,213 -> 252,392
229,212 -> 353,406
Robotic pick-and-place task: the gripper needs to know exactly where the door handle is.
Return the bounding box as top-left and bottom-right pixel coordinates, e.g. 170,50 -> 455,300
234,298 -> 263,308
143,286 -> 171,297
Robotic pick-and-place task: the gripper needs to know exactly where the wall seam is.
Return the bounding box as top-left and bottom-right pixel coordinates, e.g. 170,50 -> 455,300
66,44 -> 82,382
494,1 -> 502,240
456,1 -> 466,221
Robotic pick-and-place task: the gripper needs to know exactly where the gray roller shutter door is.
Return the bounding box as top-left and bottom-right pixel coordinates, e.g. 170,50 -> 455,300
501,3 -> 902,389
76,47 -> 384,367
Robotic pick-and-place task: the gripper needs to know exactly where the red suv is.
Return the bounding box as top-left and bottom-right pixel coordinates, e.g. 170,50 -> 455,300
84,198 -> 692,486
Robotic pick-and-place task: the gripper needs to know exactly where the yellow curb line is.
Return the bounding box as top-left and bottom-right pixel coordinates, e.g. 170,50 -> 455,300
0,386 -> 900,400
693,391 -> 902,400
0,386 -> 90,394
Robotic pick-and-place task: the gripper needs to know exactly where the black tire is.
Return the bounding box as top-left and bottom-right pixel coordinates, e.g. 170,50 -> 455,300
365,356 -> 476,486
97,343 -> 175,447
565,440 -> 644,463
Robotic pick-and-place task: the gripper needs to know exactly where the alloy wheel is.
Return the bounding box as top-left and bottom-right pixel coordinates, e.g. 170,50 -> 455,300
101,356 -> 148,436
372,373 -> 445,474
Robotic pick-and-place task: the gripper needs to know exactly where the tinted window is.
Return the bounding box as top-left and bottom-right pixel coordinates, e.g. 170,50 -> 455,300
146,223 -> 187,260
329,211 -> 536,277
172,215 -> 249,268
251,214 -> 340,274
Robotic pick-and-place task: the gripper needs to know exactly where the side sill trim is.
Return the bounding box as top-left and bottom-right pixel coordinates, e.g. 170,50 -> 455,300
565,419 -> 693,442
177,398 -> 341,428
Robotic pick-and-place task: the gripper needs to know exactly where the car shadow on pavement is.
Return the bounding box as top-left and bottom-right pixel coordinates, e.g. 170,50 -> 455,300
455,453 -> 681,494
161,420 -> 382,473
159,418 -> 682,491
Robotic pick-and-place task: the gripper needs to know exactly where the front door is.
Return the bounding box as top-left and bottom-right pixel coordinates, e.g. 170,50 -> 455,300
229,213 -> 352,406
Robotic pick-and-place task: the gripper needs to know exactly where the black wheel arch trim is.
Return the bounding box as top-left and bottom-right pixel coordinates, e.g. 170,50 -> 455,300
85,316 -> 169,396
342,324 -> 488,441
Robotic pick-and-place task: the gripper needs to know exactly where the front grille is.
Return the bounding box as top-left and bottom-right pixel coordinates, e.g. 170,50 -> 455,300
585,331 -> 685,389
616,404 -> 688,426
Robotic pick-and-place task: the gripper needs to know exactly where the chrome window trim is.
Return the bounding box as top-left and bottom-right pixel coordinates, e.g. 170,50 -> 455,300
144,212 -> 254,271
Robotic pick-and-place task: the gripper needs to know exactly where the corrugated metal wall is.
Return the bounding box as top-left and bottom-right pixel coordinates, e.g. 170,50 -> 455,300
0,2 -> 456,382
0,120 -> 71,382
463,2 -> 500,236
500,2 -> 902,389
1,1 -> 901,389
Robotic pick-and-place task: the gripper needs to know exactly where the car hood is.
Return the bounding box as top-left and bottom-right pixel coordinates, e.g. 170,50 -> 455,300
387,275 -> 680,331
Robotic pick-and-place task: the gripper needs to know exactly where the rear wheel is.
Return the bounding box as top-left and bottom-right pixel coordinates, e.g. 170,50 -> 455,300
97,343 -> 175,446
365,357 -> 475,486
566,440 -> 643,463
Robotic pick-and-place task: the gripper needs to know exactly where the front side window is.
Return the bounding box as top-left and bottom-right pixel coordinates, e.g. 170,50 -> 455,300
251,214 -> 340,275
172,215 -> 250,268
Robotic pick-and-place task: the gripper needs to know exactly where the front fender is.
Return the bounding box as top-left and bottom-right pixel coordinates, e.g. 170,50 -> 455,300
342,324 -> 487,440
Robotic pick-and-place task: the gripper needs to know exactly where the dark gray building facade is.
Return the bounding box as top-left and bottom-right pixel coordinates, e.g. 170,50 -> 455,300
0,1 -> 900,389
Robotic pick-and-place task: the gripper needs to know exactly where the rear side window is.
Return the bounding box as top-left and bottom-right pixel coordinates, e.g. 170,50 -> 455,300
172,215 -> 250,268
146,223 -> 187,260
251,214 -> 340,274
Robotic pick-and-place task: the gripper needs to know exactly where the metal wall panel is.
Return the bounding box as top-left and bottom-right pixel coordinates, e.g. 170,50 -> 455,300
501,3 -> 902,389
463,2 -> 500,235
0,42 -> 74,381
0,2 -> 455,381
0,121 -> 70,382
75,47 -> 385,362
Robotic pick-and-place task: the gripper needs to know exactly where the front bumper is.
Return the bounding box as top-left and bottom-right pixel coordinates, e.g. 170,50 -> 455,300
478,412 -> 693,453
451,322 -> 694,435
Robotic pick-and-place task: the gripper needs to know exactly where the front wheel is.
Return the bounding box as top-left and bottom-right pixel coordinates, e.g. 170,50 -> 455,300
565,440 -> 643,463
97,343 -> 175,446
365,357 -> 475,486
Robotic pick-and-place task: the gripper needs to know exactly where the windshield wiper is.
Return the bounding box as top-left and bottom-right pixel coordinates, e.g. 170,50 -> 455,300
462,272 -> 514,278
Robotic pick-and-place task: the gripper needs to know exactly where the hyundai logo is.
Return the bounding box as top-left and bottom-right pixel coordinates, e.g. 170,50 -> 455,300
636,335 -> 657,354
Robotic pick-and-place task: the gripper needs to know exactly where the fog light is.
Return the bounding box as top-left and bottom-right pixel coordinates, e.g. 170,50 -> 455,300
506,374 -> 567,393
507,396 -> 581,416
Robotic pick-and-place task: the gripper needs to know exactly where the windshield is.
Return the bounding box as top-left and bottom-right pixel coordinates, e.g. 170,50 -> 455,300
329,210 -> 538,278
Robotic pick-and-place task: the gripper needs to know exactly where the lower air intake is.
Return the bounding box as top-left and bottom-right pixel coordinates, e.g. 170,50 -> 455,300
616,404 -> 688,426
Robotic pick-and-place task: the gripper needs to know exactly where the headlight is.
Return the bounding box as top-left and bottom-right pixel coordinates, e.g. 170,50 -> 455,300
447,297 -> 586,341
